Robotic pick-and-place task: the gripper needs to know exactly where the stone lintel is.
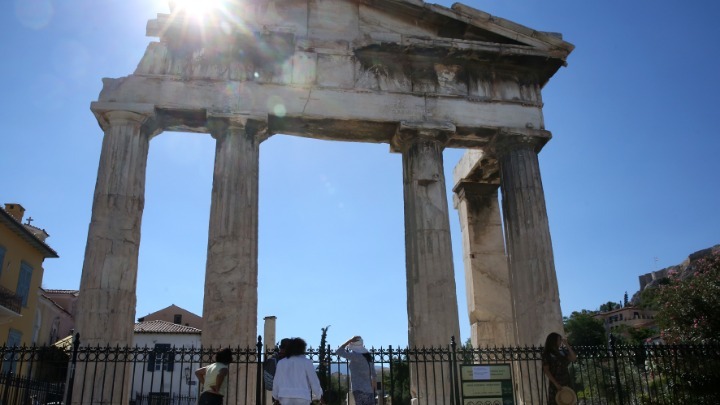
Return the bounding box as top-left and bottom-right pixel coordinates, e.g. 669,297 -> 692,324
453,181 -> 499,200
391,120 -> 456,153
452,149 -> 501,189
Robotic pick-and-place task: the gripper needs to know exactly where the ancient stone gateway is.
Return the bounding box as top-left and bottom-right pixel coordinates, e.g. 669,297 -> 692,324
76,0 -> 572,403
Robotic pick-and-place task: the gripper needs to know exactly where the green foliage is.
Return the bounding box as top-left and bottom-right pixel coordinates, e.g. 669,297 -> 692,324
317,326 -> 332,397
636,279 -> 670,310
655,252 -> 720,344
325,372 -> 349,405
383,358 -> 411,405
564,311 -> 607,347
599,301 -> 621,312
609,324 -> 656,345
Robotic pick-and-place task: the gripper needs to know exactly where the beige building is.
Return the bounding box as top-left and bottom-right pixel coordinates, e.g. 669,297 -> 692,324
36,289 -> 78,346
594,306 -> 658,332
0,203 -> 58,356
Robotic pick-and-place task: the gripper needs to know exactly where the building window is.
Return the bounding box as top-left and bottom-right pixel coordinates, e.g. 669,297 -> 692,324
2,329 -> 22,374
16,262 -> 33,307
0,245 -> 6,275
174,314 -> 182,324
147,343 -> 174,372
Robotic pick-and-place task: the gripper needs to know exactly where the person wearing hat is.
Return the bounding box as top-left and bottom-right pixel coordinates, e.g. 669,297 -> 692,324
336,336 -> 377,405
542,332 -> 577,405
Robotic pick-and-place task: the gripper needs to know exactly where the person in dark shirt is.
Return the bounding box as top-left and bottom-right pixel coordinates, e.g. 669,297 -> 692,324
542,332 -> 576,405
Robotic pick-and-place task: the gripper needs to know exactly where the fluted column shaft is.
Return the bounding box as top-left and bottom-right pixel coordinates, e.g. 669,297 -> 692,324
454,183 -> 515,347
73,109 -> 156,405
397,125 -> 460,405
498,138 -> 563,346
77,110 -> 155,347
400,134 -> 461,348
203,117 -> 265,349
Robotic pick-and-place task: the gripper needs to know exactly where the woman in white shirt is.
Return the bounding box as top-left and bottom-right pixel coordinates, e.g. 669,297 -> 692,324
272,338 -> 323,405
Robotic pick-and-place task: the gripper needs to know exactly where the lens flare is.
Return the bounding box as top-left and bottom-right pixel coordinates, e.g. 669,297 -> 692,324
172,0 -> 223,16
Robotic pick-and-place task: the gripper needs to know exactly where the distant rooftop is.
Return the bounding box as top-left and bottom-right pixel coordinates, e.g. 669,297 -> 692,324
134,320 -> 201,334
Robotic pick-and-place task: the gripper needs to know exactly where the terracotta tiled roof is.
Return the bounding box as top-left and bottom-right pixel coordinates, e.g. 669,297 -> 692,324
134,320 -> 201,334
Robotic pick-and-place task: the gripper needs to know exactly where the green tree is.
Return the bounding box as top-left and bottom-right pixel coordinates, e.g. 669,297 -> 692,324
317,325 -> 331,391
383,358 -> 411,405
564,310 -> 607,346
610,324 -> 655,345
623,291 -> 629,307
655,251 -> 720,344
599,301 -> 621,312
636,277 -> 671,310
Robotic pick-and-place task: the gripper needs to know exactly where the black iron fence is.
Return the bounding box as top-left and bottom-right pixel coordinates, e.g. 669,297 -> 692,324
1,335 -> 719,404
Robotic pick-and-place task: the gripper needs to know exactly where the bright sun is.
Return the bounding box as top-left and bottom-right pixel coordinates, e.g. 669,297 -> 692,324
172,0 -> 223,16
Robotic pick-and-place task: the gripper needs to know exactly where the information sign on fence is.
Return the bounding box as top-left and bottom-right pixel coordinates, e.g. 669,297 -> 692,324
460,364 -> 515,405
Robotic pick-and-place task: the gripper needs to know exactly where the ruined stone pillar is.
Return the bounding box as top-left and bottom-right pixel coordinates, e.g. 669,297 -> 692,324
77,105 -> 157,346
393,121 -> 460,405
74,104 -> 158,404
453,182 -> 515,347
203,115 -> 266,349
497,134 -> 563,347
203,115 -> 266,405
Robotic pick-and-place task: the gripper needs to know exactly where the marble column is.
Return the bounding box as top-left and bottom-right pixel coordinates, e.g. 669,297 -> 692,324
497,135 -> 563,347
77,107 -> 157,346
453,182 -> 515,347
393,121 -> 460,405
202,116 -> 266,351
394,121 -> 461,348
74,105 -> 158,404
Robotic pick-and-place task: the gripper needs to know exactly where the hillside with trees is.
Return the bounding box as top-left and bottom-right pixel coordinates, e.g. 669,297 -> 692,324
567,245 -> 720,345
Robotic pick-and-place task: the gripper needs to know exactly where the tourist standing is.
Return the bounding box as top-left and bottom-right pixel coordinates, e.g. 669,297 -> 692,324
195,348 -> 233,405
272,338 -> 323,405
336,336 -> 377,405
265,338 -> 291,392
542,332 -> 577,405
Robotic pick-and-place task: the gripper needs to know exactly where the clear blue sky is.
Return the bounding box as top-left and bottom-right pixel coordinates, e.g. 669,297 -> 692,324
1,0 -> 718,349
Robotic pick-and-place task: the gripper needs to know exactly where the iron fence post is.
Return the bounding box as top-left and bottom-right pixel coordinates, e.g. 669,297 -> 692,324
256,335 -> 263,405
450,336 -> 461,405
65,332 -> 80,405
609,334 -> 624,405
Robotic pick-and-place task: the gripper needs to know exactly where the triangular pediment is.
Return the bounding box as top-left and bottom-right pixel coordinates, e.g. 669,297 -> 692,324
359,0 -> 573,55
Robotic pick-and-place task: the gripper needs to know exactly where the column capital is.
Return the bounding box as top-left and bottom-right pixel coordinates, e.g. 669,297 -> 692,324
90,102 -> 160,137
453,181 -> 499,199
492,128 -> 552,157
452,181 -> 499,209
390,120 -> 456,153
206,113 -> 269,142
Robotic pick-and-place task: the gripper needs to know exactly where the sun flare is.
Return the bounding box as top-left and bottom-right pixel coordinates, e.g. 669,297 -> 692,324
171,0 -> 223,16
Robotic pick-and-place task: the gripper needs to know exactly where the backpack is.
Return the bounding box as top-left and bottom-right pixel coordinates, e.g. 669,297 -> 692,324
263,356 -> 278,391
